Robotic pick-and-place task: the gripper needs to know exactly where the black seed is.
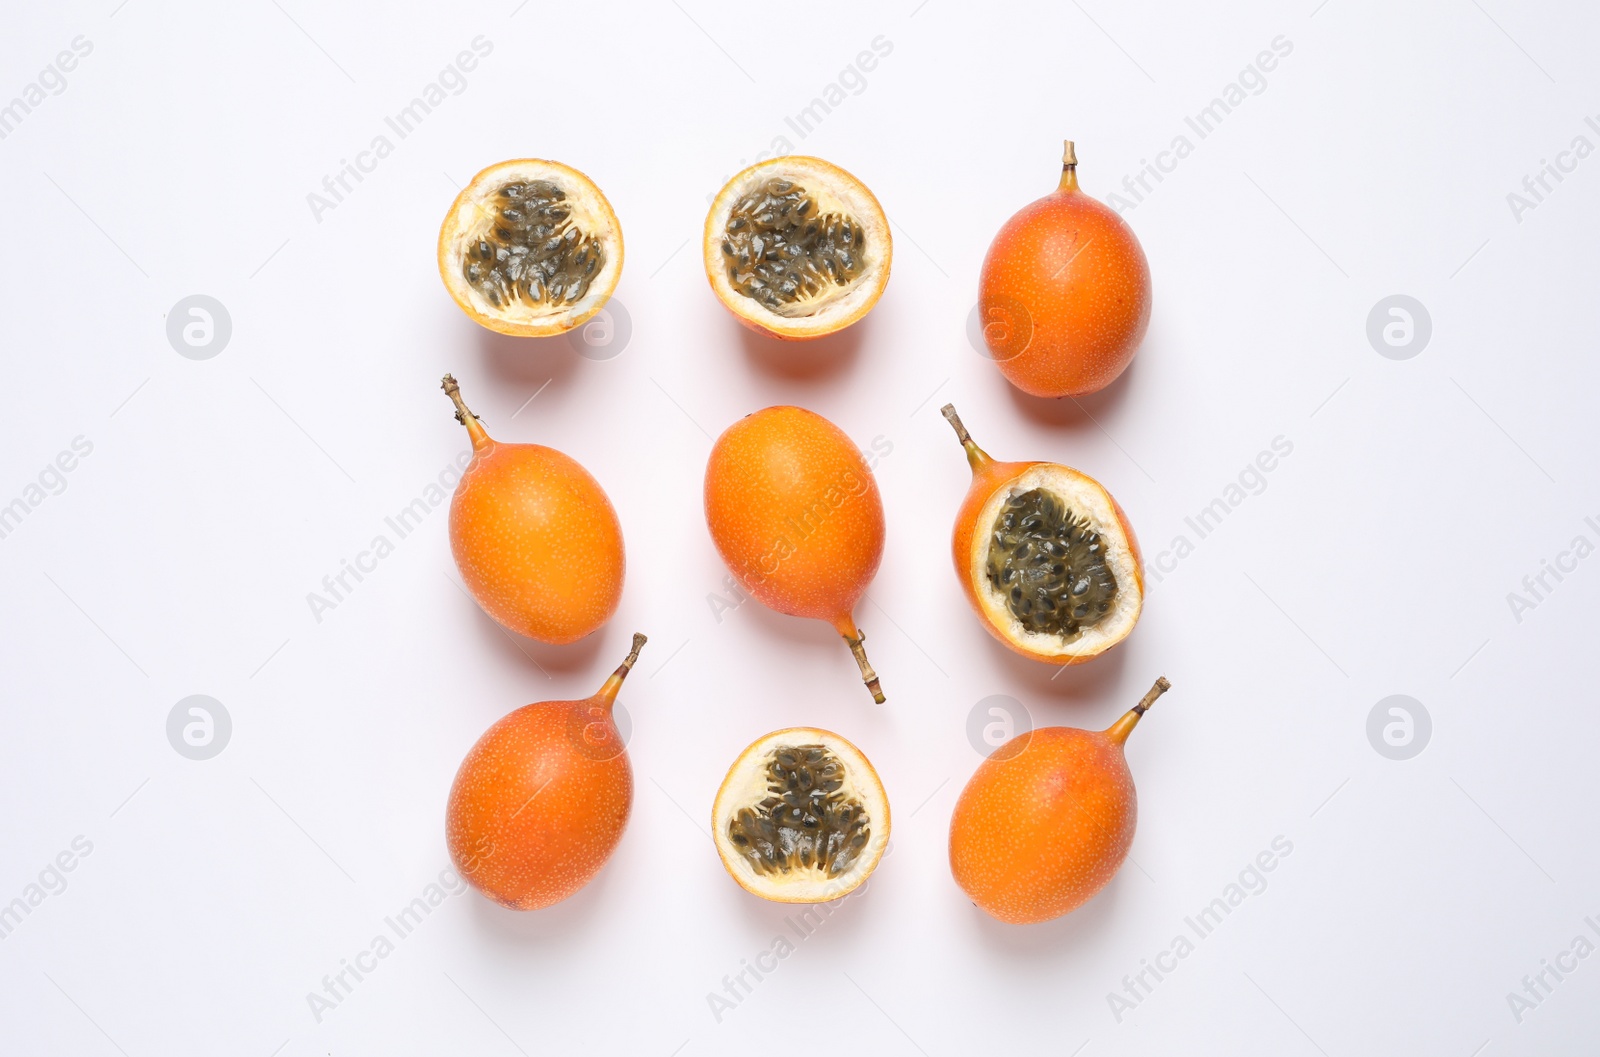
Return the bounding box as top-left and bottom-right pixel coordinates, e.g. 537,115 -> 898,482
984,488 -> 1120,643
721,180 -> 869,308
461,177 -> 607,310
724,743 -> 871,880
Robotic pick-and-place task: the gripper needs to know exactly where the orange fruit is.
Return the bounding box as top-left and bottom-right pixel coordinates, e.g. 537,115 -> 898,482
438,158 -> 623,337
442,374 -> 624,644
949,677 -> 1171,924
447,635 -> 646,910
711,727 -> 890,903
978,141 -> 1152,397
704,406 -> 887,702
704,156 -> 891,340
941,403 -> 1142,665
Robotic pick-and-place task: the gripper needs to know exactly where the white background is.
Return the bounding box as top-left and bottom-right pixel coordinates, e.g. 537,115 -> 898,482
2,1 -> 1597,1054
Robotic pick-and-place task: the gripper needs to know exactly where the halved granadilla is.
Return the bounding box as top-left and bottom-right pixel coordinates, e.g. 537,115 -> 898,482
703,157 -> 890,340
942,404 -> 1143,665
438,158 -> 623,337
712,727 -> 890,903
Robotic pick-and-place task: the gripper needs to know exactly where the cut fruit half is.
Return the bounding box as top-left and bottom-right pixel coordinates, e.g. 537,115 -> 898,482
944,404 -> 1144,666
703,157 -> 891,340
712,728 -> 890,903
438,159 -> 623,337
970,465 -> 1142,662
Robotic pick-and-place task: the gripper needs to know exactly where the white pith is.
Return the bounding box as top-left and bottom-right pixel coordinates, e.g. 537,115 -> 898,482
712,727 -> 890,904
971,465 -> 1142,660
704,158 -> 890,337
441,160 -> 623,333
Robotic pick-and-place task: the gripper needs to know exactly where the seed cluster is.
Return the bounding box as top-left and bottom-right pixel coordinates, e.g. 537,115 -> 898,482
986,489 -> 1119,641
462,180 -> 605,309
721,179 -> 866,310
726,744 -> 871,879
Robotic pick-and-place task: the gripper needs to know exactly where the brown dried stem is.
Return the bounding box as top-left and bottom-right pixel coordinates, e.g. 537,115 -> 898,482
846,632 -> 885,704
940,403 -> 971,446
1132,676 -> 1171,716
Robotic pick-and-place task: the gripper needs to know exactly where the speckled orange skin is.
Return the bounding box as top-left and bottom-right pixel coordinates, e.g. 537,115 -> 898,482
448,410 -> 624,645
951,445 -> 1142,666
446,664 -> 635,910
704,407 -> 884,637
949,721 -> 1136,924
978,165 -> 1151,398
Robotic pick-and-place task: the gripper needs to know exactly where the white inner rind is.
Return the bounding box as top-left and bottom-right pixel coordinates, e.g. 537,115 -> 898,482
713,728 -> 890,904
971,466 -> 1142,659
442,161 -> 623,331
705,160 -> 889,337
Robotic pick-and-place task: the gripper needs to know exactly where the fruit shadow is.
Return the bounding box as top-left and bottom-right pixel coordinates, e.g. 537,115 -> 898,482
734,312 -> 871,383
461,860 -> 619,948
734,594 -> 846,659
961,870 -> 1128,961
727,865 -> 881,943
732,604 -> 906,725
463,600 -> 610,682
980,632 -> 1130,708
470,323 -> 586,393
1000,351 -> 1139,431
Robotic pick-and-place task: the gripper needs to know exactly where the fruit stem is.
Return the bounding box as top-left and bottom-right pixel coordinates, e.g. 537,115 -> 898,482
1106,676 -> 1171,746
441,374 -> 491,452
843,630 -> 886,704
1059,139 -> 1080,192
940,403 -> 992,472
597,633 -> 648,705
1133,676 -> 1171,715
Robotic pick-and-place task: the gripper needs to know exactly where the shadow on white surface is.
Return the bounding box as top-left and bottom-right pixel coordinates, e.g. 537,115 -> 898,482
517,627 -> 612,679
462,860 -> 621,949
1000,346 -> 1142,429
725,867 -> 881,940
976,628 -> 1132,708
452,583 -> 613,680
470,322 -> 587,390
731,582 -> 854,656
734,311 -> 873,384
960,869 -> 1129,962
